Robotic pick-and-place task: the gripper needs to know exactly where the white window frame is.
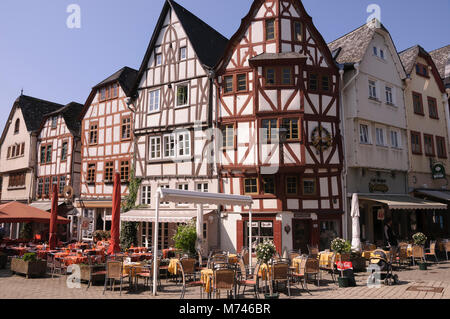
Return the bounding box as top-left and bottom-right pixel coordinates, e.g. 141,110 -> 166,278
159,184 -> 170,206
375,127 -> 386,146
180,46 -> 187,60
176,131 -> 191,157
390,130 -> 401,149
196,183 -> 209,193
148,89 -> 160,113
176,183 -> 189,206
369,80 -> 377,99
175,83 -> 189,108
385,86 -> 394,105
141,185 -> 151,205
155,52 -> 162,66
360,124 -> 371,144
163,134 -> 175,158
149,136 -> 161,159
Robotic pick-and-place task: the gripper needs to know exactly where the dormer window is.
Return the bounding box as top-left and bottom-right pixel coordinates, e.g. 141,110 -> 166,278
51,116 -> 58,129
416,63 -> 429,77
180,46 -> 187,60
14,119 -> 20,134
265,19 -> 275,41
293,21 -> 303,42
155,53 -> 162,66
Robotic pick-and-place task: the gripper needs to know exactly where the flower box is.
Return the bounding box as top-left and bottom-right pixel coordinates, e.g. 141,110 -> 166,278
10,257 -> 47,278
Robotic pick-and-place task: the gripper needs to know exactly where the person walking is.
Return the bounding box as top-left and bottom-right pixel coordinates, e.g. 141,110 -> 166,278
384,218 -> 398,263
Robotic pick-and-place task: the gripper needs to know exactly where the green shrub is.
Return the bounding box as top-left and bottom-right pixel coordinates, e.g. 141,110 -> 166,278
173,221 -> 197,255
120,222 -> 138,250
331,238 -> 352,254
256,240 -> 276,264
412,232 -> 427,245
22,253 -> 37,262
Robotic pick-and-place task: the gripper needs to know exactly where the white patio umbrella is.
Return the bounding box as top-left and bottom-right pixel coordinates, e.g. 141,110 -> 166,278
350,193 -> 362,252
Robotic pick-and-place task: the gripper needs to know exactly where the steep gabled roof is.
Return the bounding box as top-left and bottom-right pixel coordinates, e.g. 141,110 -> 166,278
130,0 -> 228,97
328,20 -> 406,78
41,102 -> 84,137
93,66 -> 138,97
399,45 -> 446,93
429,44 -> 450,80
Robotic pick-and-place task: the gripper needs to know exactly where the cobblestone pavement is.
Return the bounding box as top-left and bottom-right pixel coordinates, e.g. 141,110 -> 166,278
1,261 -> 450,299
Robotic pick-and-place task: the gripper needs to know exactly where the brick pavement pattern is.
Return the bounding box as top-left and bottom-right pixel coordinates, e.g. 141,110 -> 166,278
1,261 -> 450,299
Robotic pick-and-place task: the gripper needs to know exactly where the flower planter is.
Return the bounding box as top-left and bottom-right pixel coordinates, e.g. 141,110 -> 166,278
350,256 -> 366,272
10,257 -> 47,278
338,277 -> 349,288
264,293 -> 280,299
418,263 -> 427,271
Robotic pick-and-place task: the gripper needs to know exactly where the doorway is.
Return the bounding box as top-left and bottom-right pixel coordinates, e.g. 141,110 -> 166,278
292,219 -> 311,253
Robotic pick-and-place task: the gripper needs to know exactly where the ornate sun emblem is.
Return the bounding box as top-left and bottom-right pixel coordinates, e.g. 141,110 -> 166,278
311,126 -> 333,151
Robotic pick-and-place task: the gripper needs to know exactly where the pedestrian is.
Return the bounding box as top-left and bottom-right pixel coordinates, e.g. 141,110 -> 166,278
384,218 -> 398,262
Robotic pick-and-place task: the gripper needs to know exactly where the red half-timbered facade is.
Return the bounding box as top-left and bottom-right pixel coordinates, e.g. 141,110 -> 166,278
76,67 -> 138,241
215,0 -> 344,254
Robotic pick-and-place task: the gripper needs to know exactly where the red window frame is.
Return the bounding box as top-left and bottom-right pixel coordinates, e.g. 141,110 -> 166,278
423,133 -> 435,157
410,131 -> 422,155
436,136 -> 447,159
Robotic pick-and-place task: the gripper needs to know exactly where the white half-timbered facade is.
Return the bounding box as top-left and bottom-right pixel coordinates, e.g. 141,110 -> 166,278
215,0 -> 343,254
129,0 -> 228,251
76,67 -> 138,241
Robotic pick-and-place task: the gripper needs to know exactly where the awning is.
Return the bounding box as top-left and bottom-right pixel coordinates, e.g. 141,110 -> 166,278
359,195 -> 447,210
158,188 -> 253,206
29,201 -> 66,212
75,200 -> 112,209
0,201 -> 70,224
415,190 -> 450,202
105,209 -> 215,223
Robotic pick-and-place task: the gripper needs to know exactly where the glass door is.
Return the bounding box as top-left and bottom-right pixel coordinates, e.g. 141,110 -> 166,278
292,219 -> 311,254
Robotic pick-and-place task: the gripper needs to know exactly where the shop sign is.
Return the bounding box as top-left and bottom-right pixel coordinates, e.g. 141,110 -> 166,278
369,178 -> 389,193
294,213 -> 311,219
336,261 -> 353,271
261,222 -> 272,228
80,217 -> 92,230
432,163 -> 446,180
377,208 -> 385,221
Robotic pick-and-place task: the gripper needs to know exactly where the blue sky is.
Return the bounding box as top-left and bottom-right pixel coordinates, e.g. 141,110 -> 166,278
0,0 -> 448,130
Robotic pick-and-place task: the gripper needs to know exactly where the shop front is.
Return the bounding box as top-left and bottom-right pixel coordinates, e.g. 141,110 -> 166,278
414,189 -> 450,239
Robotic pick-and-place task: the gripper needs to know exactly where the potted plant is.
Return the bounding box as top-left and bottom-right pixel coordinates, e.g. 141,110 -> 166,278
412,232 -> 427,270
331,238 -> 352,288
255,240 -> 278,299
11,253 -> 47,278
173,221 -> 197,256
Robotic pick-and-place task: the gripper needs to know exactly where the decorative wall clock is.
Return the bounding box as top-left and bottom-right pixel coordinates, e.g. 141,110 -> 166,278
311,126 -> 333,151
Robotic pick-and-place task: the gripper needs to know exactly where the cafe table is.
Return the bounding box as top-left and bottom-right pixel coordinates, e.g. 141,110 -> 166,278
318,252 -> 335,268
123,262 -> 146,290
200,269 -> 214,296
168,258 -> 180,275
63,255 -> 88,266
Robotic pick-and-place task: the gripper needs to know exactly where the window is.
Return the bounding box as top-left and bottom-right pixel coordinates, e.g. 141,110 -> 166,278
262,177 -> 275,195
8,172 -> 25,188
150,137 -> 161,159
302,179 -> 316,195
424,134 -> 435,157
44,177 -> 50,194
385,86 -> 393,105
412,92 -> 424,115
120,160 -> 129,182
14,119 -> 20,134
100,87 -> 106,100
177,184 -> 188,191
51,116 -> 58,129
293,21 -> 303,41
59,176 -> 66,195
141,186 -> 151,205
46,145 -> 52,163
244,178 -> 258,194
52,176 -> 58,189
180,47 -> 187,60
375,128 -> 385,146
369,80 -> 377,99
159,184 -> 170,205
121,117 -> 132,140
40,146 -> 46,163
436,136 -> 447,158
244,220 -> 274,253
322,75 -> 330,92
416,63 -> 429,77
237,74 -> 247,92
373,47 -> 378,56
261,119 -> 278,143
282,68 -> 293,85
411,132 -> 422,154
89,123 -> 98,144
148,89 -> 160,113
265,67 -> 294,86
37,178 -> 43,196
177,132 -> 191,157
282,119 -> 299,140
7,146 -> 11,159
176,84 -> 188,106
265,19 -> 275,40
222,124 -> 234,149
309,74 -> 318,91
390,130 -> 400,149
224,76 -> 233,93
380,49 -> 385,59
360,124 -> 370,144
196,183 -> 209,192
87,164 -> 96,183
286,176 -> 298,195
163,134 -> 175,158
112,83 -> 118,98
61,142 -> 68,161
155,53 -> 162,66
428,97 -> 438,119
266,68 -> 276,85
20,143 -> 24,156
104,161 -> 114,182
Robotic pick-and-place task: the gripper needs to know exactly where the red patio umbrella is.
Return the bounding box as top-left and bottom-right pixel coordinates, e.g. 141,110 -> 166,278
107,173 -> 122,255
48,184 -> 58,250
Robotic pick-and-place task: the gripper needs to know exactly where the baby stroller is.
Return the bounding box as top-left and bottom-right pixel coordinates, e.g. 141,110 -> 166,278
367,249 -> 399,286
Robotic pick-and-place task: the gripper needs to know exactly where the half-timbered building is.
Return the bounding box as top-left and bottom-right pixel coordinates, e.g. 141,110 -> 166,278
33,102 -> 83,241
75,66 -> 138,241
215,0 -> 343,254
129,0 -> 228,251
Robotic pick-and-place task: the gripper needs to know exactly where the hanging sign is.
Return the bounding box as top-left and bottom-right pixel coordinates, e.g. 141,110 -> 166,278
80,217 -> 91,230
377,208 -> 385,221
432,163 -> 446,180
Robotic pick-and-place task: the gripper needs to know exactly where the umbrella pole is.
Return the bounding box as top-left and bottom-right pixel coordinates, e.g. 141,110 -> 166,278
248,205 -> 253,274
153,191 -> 161,296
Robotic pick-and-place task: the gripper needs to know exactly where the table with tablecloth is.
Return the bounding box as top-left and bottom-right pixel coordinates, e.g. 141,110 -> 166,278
63,255 -> 88,266
258,263 -> 273,280
37,249 -> 57,259
9,247 -> 30,256
54,252 -> 71,259
123,262 -> 146,277
201,269 -> 214,293
228,254 -> 238,264
168,258 -> 180,275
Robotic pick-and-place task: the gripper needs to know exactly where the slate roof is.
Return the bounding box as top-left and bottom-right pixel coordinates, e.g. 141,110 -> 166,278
429,45 -> 450,80
13,95 -> 65,133
398,45 -> 421,75
93,66 -> 138,96
328,21 -> 390,64
43,102 -> 84,136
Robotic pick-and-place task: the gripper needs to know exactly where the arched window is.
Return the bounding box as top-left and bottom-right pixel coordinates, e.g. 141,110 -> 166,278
14,119 -> 20,134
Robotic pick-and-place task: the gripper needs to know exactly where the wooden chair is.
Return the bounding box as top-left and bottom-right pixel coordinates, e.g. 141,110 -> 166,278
214,268 -> 236,299
411,245 -> 425,266
307,245 -> 319,258
397,246 -> 410,269
180,257 -> 197,282
103,260 -> 128,296
272,261 -> 291,296
305,257 -> 320,288
238,262 -> 260,299
425,241 -> 439,263
178,260 -> 204,299
291,256 -> 310,294
86,253 -> 106,290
